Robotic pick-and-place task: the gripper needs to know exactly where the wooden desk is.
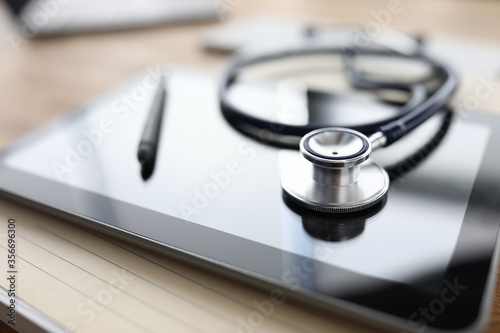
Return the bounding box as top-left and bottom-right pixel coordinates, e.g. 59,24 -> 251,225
0,1 -> 499,332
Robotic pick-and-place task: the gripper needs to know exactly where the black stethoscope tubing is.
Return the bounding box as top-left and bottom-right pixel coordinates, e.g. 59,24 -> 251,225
219,46 -> 458,148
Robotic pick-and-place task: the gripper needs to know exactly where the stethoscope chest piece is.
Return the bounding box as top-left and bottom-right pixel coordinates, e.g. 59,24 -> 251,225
281,127 -> 390,214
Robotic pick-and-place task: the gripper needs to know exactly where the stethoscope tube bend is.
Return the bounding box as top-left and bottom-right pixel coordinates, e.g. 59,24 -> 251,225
219,46 -> 458,213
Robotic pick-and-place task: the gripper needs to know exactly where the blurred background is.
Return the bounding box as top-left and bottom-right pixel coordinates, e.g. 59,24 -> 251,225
1,0 -> 500,148
1,1 -> 500,332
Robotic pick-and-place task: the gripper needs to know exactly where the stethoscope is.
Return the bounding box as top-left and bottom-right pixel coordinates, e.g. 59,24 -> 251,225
219,44 -> 458,214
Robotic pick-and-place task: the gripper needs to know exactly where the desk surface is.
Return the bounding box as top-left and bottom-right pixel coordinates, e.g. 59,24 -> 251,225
1,1 -> 500,332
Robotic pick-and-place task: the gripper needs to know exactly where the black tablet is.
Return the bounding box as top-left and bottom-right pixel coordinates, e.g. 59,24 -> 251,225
0,69 -> 499,332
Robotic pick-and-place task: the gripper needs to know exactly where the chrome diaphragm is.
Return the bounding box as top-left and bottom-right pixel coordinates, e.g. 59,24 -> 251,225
281,127 -> 389,214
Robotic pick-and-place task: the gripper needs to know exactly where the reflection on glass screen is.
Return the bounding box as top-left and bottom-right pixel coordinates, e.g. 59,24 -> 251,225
4,72 -> 491,284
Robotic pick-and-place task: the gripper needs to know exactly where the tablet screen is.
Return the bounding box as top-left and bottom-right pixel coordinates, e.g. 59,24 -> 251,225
1,70 -> 499,331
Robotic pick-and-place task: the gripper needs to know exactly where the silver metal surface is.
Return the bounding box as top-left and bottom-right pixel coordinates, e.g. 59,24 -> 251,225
307,131 -> 364,159
312,164 -> 359,186
369,131 -> 387,151
301,128 -> 370,168
282,127 -> 390,213
281,161 -> 389,213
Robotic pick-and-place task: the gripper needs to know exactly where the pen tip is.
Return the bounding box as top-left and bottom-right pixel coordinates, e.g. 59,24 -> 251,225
141,164 -> 153,181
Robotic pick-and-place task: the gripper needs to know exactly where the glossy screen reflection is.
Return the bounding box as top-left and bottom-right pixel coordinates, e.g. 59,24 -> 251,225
3,70 -> 491,286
